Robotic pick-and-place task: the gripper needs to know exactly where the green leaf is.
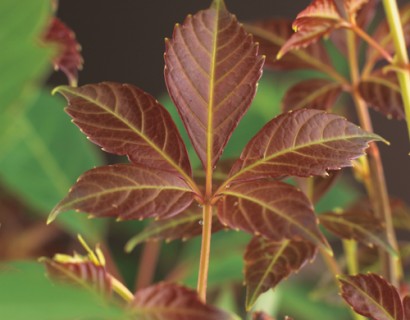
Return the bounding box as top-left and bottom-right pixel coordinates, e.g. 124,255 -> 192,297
164,0 -> 264,170
0,90 -> 105,241
339,273 -> 404,320
218,180 -> 330,253
130,282 -> 238,320
228,109 -> 384,183
244,237 -> 317,309
0,262 -> 126,320
49,164 -> 194,223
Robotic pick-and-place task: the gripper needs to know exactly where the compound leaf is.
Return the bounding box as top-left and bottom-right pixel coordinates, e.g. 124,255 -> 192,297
164,0 -> 264,170
339,273 -> 404,320
217,180 -> 329,252
49,164 -> 193,223
130,282 -> 236,320
245,237 -> 317,309
281,79 -> 342,112
228,109 -> 382,182
54,82 -> 192,180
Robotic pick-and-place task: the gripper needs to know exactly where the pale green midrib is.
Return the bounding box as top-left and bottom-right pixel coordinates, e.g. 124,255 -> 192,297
221,190 -> 323,247
247,239 -> 289,308
56,87 -> 193,185
364,76 -> 401,92
229,132 -> 380,182
129,212 -> 202,245
294,82 -> 341,109
341,278 -> 397,320
321,215 -> 396,255
57,185 -> 192,212
206,2 -> 221,171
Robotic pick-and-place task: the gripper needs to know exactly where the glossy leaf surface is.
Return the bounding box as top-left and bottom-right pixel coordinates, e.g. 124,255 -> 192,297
164,0 -> 264,169
49,164 -> 193,223
245,19 -> 331,71
130,282 -> 235,320
358,72 -> 405,120
278,0 -> 345,58
229,109 -> 381,182
339,273 -> 404,320
245,237 -> 317,309
319,211 -> 395,256
218,180 -> 328,251
281,79 -> 342,112
125,203 -> 225,252
54,82 -> 192,177
44,17 -> 83,86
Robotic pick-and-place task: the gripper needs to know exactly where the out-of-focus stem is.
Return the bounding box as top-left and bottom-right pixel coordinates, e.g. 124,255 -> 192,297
135,241 -> 161,290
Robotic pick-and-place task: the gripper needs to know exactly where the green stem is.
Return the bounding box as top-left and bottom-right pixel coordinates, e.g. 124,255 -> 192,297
381,0 -> 410,140
346,28 -> 401,286
197,203 -> 213,302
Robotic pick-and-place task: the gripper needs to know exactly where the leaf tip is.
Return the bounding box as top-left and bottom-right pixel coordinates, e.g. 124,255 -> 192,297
124,237 -> 138,253
47,208 -> 60,225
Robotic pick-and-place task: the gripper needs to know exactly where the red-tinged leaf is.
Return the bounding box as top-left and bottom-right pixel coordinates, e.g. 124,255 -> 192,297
217,180 -> 329,252
281,79 -> 342,112
244,237 -> 317,309
253,314 -> 293,320
367,3 -> 410,66
339,273 -> 404,320
48,164 -> 193,223
164,0 -> 264,170
228,109 -> 382,182
404,296 -> 410,319
245,19 -> 331,71
54,82 -> 192,179
129,282 -> 235,320
44,17 -> 83,86
41,237 -> 112,296
278,0 -> 347,58
319,211 -> 396,256
344,0 -> 369,21
358,72 -> 405,120
125,203 -> 225,252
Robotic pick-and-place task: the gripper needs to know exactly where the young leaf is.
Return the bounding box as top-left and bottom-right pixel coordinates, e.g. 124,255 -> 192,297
217,180 -> 329,252
125,203 -> 225,252
44,17 -> 83,86
228,109 -> 382,182
281,79 -> 342,112
319,211 -> 396,256
244,237 -> 317,309
54,82 -> 192,179
49,164 -> 194,223
278,0 -> 347,58
358,72 -> 405,120
344,0 -> 370,21
164,0 -> 264,170
245,19 -> 331,71
129,282 -> 236,320
339,273 -> 404,320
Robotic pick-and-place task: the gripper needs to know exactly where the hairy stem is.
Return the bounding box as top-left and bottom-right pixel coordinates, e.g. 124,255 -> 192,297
346,28 -> 401,286
381,0 -> 410,139
135,241 -> 161,290
197,203 -> 213,302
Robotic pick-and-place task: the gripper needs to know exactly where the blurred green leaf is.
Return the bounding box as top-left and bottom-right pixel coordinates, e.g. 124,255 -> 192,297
0,261 -> 127,320
0,90 -> 106,241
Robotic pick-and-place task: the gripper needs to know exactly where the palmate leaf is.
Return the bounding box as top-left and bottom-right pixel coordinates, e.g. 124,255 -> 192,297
125,202 -> 225,252
129,282 -> 237,320
48,164 -> 193,223
339,273 -> 406,320
358,72 -> 405,120
245,19 -> 331,71
54,82 -> 192,180
319,211 -> 396,256
164,0 -> 264,170
278,0 -> 347,58
244,237 -> 317,309
228,109 -> 382,182
44,17 -> 83,86
217,180 -> 329,252
281,79 -> 342,112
